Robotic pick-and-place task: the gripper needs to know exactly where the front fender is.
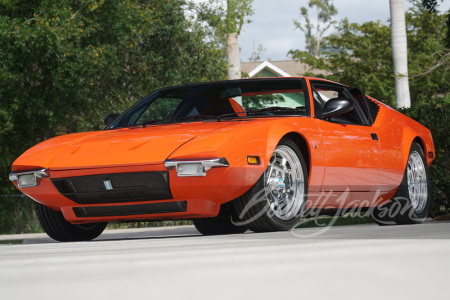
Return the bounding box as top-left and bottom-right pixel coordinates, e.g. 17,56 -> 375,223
168,117 -> 321,192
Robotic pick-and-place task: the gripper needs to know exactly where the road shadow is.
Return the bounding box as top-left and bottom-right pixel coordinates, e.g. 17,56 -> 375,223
18,221 -> 450,245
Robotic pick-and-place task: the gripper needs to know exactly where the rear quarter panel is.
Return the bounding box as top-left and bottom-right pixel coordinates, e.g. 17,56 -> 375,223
371,98 -> 435,190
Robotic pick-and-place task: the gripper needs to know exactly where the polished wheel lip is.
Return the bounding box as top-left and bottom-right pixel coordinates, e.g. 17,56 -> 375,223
264,145 -> 304,220
407,151 -> 427,213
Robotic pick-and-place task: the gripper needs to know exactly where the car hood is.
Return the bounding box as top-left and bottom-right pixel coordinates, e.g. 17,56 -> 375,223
12,122 -> 238,171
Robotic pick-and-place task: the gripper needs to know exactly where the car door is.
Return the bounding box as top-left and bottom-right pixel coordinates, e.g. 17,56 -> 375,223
311,82 -> 382,193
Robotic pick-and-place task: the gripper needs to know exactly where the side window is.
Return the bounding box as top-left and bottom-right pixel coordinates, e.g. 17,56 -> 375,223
239,89 -> 306,110
311,83 -> 366,125
348,88 -> 377,125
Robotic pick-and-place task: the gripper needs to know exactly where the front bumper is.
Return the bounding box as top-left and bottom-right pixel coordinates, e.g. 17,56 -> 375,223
12,162 -> 264,224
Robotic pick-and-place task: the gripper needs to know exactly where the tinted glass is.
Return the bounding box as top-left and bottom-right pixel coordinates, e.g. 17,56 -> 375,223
110,79 -> 308,128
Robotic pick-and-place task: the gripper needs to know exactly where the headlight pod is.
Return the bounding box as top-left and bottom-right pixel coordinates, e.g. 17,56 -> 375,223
9,169 -> 49,188
165,158 -> 229,177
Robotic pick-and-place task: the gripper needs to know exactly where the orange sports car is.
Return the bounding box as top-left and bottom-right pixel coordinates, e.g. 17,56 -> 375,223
10,77 -> 435,241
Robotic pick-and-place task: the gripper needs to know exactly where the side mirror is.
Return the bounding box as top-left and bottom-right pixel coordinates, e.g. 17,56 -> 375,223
104,113 -> 121,127
321,97 -> 354,119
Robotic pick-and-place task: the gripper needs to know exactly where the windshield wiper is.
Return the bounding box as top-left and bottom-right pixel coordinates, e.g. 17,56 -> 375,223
247,106 -> 305,116
175,115 -> 217,122
216,112 -> 246,121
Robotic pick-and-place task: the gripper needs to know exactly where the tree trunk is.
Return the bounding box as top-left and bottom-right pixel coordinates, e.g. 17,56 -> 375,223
390,0 -> 411,108
227,33 -> 241,80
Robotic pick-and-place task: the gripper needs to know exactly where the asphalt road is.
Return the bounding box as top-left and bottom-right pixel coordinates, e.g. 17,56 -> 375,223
1,222 -> 449,300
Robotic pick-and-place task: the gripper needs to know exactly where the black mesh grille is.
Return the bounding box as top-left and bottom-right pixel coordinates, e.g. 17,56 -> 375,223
52,172 -> 172,204
73,201 -> 187,218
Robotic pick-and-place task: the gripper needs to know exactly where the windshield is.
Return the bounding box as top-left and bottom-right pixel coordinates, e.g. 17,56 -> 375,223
110,78 -> 309,128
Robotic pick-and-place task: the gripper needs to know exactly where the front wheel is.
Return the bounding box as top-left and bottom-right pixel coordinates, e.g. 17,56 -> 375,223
233,138 -> 308,232
193,203 -> 247,235
372,142 -> 431,225
34,202 -> 107,242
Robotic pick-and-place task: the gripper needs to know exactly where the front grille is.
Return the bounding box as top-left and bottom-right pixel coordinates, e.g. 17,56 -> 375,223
52,171 -> 172,204
73,201 -> 187,218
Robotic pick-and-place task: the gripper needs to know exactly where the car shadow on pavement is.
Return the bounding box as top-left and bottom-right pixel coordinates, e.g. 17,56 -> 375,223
14,221 -> 450,245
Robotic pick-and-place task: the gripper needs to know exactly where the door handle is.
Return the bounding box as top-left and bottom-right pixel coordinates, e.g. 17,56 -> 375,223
371,133 -> 379,141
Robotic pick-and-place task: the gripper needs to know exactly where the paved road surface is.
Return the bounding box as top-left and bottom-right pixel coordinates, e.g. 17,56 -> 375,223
1,222 -> 449,300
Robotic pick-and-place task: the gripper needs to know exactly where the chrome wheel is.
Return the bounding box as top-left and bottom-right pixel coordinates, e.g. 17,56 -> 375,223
264,145 -> 305,220
407,151 -> 428,213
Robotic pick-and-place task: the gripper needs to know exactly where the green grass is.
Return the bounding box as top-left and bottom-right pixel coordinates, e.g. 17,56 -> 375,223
296,214 -> 375,229
0,240 -> 23,245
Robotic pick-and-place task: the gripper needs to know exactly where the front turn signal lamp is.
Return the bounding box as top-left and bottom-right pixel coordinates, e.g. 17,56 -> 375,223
247,156 -> 261,165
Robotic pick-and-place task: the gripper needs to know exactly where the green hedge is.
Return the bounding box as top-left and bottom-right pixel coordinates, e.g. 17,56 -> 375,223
399,96 -> 450,217
0,195 -> 42,234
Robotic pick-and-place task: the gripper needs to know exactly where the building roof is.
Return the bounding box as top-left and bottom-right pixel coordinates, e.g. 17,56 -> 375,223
241,60 -> 326,77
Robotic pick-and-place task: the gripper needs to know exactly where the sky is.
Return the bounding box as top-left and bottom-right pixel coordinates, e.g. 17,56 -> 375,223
238,0 -> 450,62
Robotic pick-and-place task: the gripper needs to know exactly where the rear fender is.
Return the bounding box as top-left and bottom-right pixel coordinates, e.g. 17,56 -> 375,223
402,125 -> 435,169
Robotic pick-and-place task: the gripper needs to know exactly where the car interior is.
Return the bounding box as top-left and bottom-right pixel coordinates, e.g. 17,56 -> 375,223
311,82 -> 372,126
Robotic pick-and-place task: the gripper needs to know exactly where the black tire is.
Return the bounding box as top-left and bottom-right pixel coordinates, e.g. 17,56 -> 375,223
193,203 -> 247,235
372,142 -> 431,225
232,138 -> 308,232
34,202 -> 107,242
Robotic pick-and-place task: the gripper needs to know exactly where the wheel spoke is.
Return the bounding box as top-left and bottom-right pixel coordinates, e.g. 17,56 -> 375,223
263,145 -> 305,220
406,151 -> 427,213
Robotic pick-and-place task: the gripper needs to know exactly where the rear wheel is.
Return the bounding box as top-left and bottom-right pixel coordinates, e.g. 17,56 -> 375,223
233,138 -> 308,232
34,202 -> 107,242
372,142 -> 431,225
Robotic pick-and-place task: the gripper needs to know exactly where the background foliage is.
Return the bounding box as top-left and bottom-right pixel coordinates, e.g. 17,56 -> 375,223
0,0 -> 227,234
289,1 -> 449,107
400,96 -> 449,217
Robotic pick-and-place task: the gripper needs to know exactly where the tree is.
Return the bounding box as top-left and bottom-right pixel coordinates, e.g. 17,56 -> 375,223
447,11 -> 450,47
0,0 -> 227,211
191,0 -> 253,79
293,0 -> 337,58
225,0 -> 253,79
248,43 -> 266,62
421,0 -> 438,12
289,1 -> 449,107
390,0 -> 412,108
421,0 -> 450,48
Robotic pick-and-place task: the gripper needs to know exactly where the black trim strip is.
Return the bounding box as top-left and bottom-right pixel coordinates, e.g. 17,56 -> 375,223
73,201 -> 187,218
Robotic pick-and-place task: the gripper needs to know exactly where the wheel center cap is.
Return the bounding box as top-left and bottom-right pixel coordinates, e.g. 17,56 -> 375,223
278,178 -> 284,188
268,177 -> 284,190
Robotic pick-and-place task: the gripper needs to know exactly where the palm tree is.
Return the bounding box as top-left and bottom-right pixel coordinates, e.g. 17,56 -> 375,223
226,0 -> 253,80
390,0 -> 411,108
